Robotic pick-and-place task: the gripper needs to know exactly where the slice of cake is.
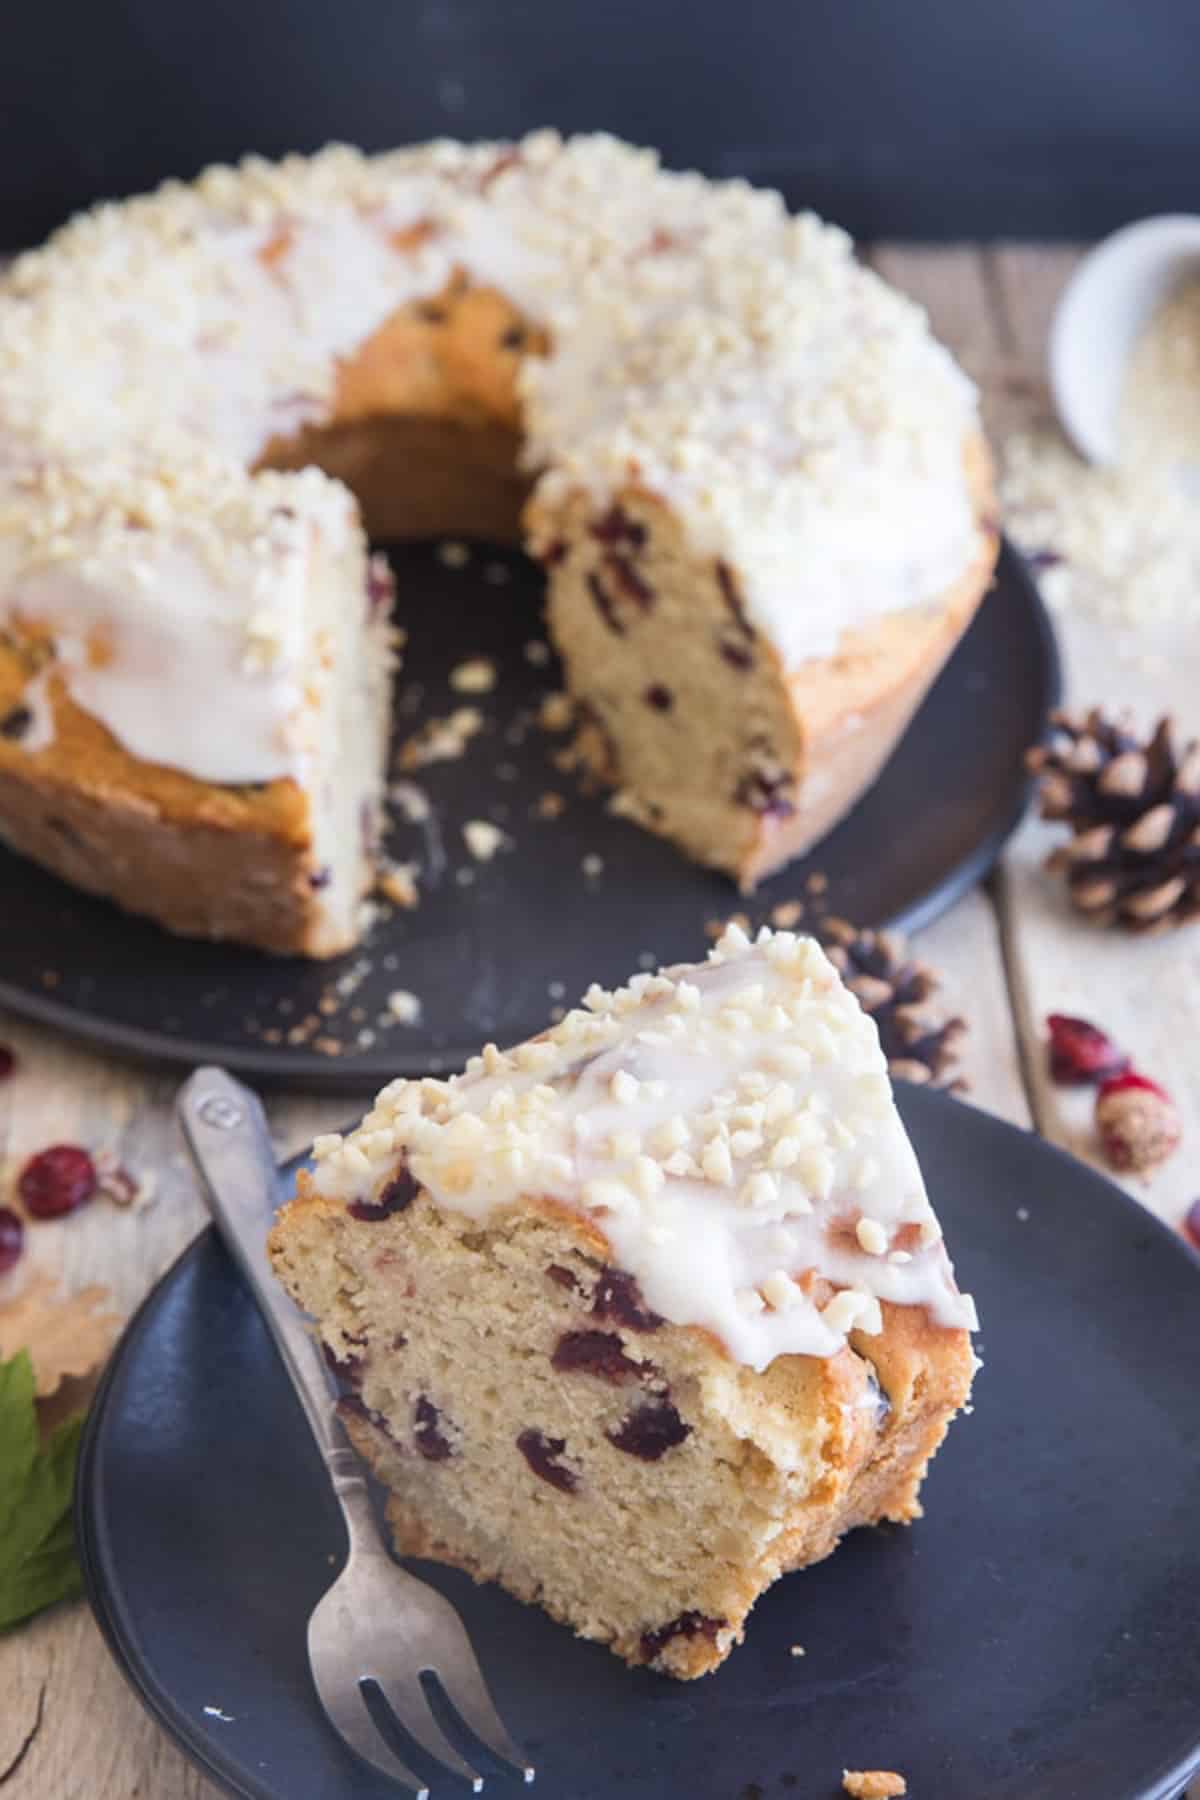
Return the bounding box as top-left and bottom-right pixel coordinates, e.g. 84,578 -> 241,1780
269,924 -> 978,1676
0,465 -> 395,955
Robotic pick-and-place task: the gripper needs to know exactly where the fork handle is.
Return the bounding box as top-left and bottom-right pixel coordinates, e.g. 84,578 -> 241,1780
178,1067 -> 356,1474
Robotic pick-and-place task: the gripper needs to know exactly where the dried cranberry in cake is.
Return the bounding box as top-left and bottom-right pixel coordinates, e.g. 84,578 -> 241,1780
589,504 -> 647,550
414,1395 -> 455,1461
348,1164 -> 418,1222
18,1145 -> 97,1219
644,684 -> 673,712
607,1399 -> 691,1460
605,553 -> 654,609
517,1428 -> 578,1493
1184,1198 -> 1200,1250
322,1340 -> 365,1386
308,865 -> 333,890
591,1267 -> 663,1332
639,1611 -> 724,1665
552,1329 -> 653,1385
715,561 -> 755,638
0,1044 -> 14,1081
734,768 -> 796,818
540,539 -> 568,568
0,1205 -> 24,1274
718,637 -> 755,671
546,1263 -> 581,1292
587,570 -> 624,636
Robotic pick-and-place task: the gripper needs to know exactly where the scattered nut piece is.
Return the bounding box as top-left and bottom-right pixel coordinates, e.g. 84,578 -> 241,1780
387,990 -> 422,1026
436,539 -> 470,568
449,656 -> 497,694
536,791 -> 566,820
842,1774 -> 906,1799
399,708 -> 483,769
771,900 -> 804,928
463,820 -> 507,862
389,780 -> 431,823
539,691 -> 574,732
377,861 -> 420,909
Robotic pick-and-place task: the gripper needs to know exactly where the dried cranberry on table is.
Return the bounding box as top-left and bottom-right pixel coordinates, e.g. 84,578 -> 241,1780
0,1206 -> 24,1274
1045,1014 -> 1129,1086
1094,1072 -> 1181,1175
18,1144 -> 98,1218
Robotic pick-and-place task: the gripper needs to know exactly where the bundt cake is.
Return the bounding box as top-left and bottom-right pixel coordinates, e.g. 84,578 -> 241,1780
0,133 -> 996,953
269,923 -> 979,1676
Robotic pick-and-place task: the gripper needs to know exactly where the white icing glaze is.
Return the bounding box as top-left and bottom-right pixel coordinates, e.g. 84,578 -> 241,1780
0,133 -> 980,783
313,926 -> 978,1372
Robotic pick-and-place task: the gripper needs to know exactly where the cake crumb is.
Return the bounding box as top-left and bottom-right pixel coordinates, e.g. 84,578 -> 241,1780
399,707 -> 483,769
449,656 -> 497,694
806,871 -> 829,895
386,989 -> 422,1025
539,691 -> 574,732
581,853 -> 604,878
389,780 -> 431,823
525,638 -> 551,666
789,1644 -> 806,1657
842,1773 -> 906,1799
463,820 -> 507,862
1016,1205 -> 1030,1221
771,900 -> 805,928
484,560 -> 511,585
377,861 -> 420,909
436,539 -> 470,569
535,790 -> 566,819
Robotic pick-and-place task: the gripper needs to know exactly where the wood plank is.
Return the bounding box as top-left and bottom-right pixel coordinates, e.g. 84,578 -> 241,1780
983,246 -> 1200,1235
0,1606 -> 215,1798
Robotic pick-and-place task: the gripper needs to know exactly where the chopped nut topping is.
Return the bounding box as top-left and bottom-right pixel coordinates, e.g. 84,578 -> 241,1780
449,656 -> 496,693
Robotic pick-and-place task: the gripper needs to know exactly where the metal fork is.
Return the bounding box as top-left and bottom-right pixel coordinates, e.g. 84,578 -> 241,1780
178,1067 -> 534,1797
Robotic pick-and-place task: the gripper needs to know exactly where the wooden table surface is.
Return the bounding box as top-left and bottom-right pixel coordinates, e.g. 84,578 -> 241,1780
2,244 -> 1198,1799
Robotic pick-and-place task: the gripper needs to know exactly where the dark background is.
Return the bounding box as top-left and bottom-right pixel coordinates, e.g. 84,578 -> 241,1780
4,0 -> 1200,248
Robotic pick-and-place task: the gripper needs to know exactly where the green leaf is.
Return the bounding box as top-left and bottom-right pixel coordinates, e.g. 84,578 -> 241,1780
0,1351 -> 84,1631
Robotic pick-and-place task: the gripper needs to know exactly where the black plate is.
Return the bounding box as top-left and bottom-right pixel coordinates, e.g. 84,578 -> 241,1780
77,1089 -> 1200,1800
0,542 -> 1057,1091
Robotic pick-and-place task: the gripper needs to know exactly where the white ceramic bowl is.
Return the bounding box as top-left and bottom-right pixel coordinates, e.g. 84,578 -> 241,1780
1049,214 -> 1200,465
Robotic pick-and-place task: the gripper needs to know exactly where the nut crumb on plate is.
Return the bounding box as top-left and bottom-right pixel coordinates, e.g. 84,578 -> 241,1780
386,989 -> 422,1025
842,1773 -> 906,1798
449,656 -> 497,694
463,820 -> 507,861
539,691 -> 574,732
399,707 -> 483,769
388,779 -> 431,823
535,790 -> 566,819
376,861 -> 420,909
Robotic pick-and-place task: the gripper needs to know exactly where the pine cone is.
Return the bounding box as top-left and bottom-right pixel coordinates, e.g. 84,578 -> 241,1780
817,918 -> 966,1088
1027,708 -> 1200,932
